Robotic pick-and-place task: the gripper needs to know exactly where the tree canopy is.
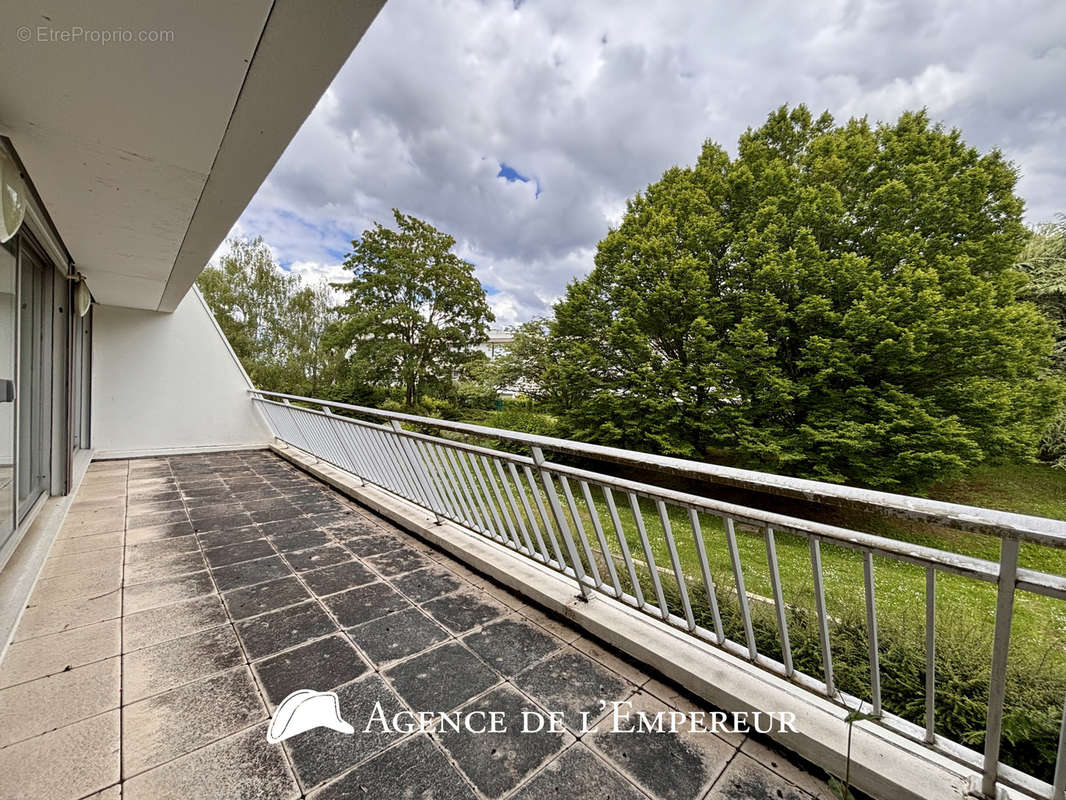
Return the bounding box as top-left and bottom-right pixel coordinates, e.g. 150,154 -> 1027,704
333,210 -> 493,407
197,237 -> 337,395
551,106 -> 1063,490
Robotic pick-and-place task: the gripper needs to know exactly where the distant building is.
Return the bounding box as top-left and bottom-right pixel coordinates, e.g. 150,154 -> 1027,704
478,329 -> 515,360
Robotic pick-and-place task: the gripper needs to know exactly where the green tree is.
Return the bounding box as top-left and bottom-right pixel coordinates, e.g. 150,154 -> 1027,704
197,237 -> 293,389
334,210 -> 493,407
489,319 -> 574,408
1016,215 -> 1066,466
552,106 -> 1063,490
1016,215 -> 1066,370
198,237 -> 339,395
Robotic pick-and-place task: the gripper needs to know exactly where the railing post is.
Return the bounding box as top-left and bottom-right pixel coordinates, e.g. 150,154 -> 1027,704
980,537 -> 1020,798
389,420 -> 444,525
531,446 -> 590,599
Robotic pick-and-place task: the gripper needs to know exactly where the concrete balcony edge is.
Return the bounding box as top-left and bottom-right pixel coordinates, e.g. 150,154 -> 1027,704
270,441 -> 990,800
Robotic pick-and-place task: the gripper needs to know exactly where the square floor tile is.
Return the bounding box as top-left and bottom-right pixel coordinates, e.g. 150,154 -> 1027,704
211,555 -> 292,591
301,560 -> 377,596
222,576 -> 311,620
347,607 -> 449,665
235,601 -> 337,660
203,538 -> 275,568
364,547 -> 433,577
122,666 -> 265,775
463,616 -> 561,676
123,723 -> 298,800
322,581 -> 410,627
282,544 -> 351,572
437,685 -> 571,799
422,589 -> 508,634
268,529 -> 331,552
123,625 -> 244,703
0,657 -> 120,747
253,634 -> 367,706
384,642 -> 497,712
122,571 -> 215,614
123,594 -> 228,652
284,674 -> 406,790
515,650 -> 632,733
311,734 -> 475,800
588,691 -> 734,800
510,744 -> 646,800
391,565 -> 463,603
0,708 -> 119,800
343,534 -> 405,557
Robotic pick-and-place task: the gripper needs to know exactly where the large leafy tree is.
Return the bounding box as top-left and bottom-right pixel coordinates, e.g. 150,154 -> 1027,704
198,237 -> 338,394
552,106 -> 1062,490
334,210 -> 493,407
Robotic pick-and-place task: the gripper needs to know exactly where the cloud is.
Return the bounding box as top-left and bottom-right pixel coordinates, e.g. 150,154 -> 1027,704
229,0 -> 1066,323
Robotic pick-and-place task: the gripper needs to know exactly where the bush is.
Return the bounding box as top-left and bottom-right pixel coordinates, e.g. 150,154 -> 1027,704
1040,406 -> 1066,468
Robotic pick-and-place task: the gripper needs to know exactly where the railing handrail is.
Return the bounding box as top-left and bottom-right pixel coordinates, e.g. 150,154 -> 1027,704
250,388 -> 1066,547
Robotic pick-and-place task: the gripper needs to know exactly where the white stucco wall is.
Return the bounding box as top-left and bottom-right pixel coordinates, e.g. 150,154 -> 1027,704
91,287 -> 271,457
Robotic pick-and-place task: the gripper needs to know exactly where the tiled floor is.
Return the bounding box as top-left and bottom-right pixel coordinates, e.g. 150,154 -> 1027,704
0,450 -> 832,800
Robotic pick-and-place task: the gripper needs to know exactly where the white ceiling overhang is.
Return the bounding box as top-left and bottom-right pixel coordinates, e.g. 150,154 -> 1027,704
0,0 -> 384,311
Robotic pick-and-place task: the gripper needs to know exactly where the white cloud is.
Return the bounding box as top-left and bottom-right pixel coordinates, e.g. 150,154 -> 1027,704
231,0 -> 1066,321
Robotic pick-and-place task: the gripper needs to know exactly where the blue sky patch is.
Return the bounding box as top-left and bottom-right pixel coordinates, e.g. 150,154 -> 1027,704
497,162 -> 542,197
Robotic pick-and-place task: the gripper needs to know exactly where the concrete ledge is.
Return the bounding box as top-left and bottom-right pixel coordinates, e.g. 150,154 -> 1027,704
272,443 -> 983,800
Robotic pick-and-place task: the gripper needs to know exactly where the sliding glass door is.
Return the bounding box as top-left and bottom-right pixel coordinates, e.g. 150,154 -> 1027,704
16,241 -> 53,520
0,240 -> 15,545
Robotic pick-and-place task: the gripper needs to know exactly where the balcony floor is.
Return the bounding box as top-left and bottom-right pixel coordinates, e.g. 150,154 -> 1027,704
0,450 -> 832,800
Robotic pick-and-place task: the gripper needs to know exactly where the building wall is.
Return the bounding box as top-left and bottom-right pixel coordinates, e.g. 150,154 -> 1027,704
91,287 -> 271,457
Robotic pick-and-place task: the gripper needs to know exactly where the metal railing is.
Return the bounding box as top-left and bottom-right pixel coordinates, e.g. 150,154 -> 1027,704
250,388 -> 1066,800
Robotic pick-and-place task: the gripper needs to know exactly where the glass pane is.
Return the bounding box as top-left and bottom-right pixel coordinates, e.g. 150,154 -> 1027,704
0,241 -> 15,543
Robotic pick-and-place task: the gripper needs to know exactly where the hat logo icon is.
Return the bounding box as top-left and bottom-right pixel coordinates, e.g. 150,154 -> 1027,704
266,690 -> 355,743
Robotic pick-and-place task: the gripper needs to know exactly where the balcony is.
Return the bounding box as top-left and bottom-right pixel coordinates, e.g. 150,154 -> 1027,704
0,449 -> 828,799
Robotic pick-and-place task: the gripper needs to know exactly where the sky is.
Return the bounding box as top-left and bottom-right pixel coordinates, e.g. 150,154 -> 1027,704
222,0 -> 1066,325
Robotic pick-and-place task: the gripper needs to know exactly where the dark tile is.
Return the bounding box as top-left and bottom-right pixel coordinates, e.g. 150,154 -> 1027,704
123,625 -> 244,702
122,666 -> 265,775
222,576 -> 311,620
282,544 -> 351,572
322,581 -> 410,627
249,503 -> 303,523
253,634 -> 367,706
510,745 -> 646,800
463,617 -> 561,676
193,511 -> 255,533
235,600 -> 337,659
328,519 -> 381,539
123,570 -> 215,613
364,546 -> 433,577
384,642 -> 497,712
268,529 -> 331,552
704,754 -> 811,800
437,685 -> 570,799
124,548 -> 207,585
129,489 -> 182,504
197,525 -> 263,549
589,692 -> 734,800
302,560 -> 377,596
211,555 -> 292,591
314,734 -> 475,800
348,608 -> 449,665
344,534 -> 405,557
391,566 -> 463,603
203,538 -> 275,568
259,516 -> 319,537
515,650 -> 631,733
422,589 -> 507,634
188,502 -> 244,522
284,674 -> 406,790
125,535 -> 199,563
